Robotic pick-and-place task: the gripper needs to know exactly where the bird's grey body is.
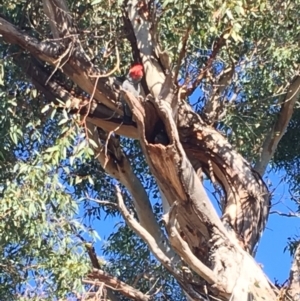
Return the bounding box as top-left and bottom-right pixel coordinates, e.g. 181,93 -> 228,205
121,76 -> 142,124
122,76 -> 141,98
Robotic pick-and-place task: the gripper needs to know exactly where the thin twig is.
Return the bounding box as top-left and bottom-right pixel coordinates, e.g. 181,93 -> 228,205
85,194 -> 117,208
104,126 -> 122,169
45,41 -> 74,85
174,25 -> 192,82
270,210 -> 300,218
83,45 -> 121,143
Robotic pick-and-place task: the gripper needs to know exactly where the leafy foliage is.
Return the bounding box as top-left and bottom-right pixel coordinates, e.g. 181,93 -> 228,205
0,59 -> 94,299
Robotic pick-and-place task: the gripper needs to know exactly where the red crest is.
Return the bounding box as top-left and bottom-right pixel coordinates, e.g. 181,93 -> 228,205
129,64 -> 144,79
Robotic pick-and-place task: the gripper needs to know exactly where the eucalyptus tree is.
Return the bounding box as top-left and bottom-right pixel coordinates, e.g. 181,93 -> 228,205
0,0 -> 299,300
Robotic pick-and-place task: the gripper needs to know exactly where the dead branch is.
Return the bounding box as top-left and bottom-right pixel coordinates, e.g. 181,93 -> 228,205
85,195 -> 118,208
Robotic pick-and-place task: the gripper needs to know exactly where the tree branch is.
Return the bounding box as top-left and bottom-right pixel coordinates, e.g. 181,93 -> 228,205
42,0 -> 76,39
125,0 -> 166,97
0,17 -> 63,63
86,269 -> 150,301
0,14 -> 122,114
174,25 -> 192,82
77,235 -> 121,301
203,63 -> 234,124
186,34 -> 226,96
114,185 -> 178,273
17,55 -> 139,139
254,74 -> 300,176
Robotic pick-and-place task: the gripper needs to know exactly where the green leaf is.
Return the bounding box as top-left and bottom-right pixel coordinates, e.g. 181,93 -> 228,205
58,118 -> 69,125
226,9 -> 234,20
45,145 -> 60,153
41,104 -> 50,113
91,0 -> 102,5
234,5 -> 245,16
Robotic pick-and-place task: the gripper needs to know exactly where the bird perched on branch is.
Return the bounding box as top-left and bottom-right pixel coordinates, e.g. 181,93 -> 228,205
119,64 -> 144,124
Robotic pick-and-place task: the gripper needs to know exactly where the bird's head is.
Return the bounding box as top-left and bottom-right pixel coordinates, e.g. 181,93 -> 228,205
129,64 -> 144,81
